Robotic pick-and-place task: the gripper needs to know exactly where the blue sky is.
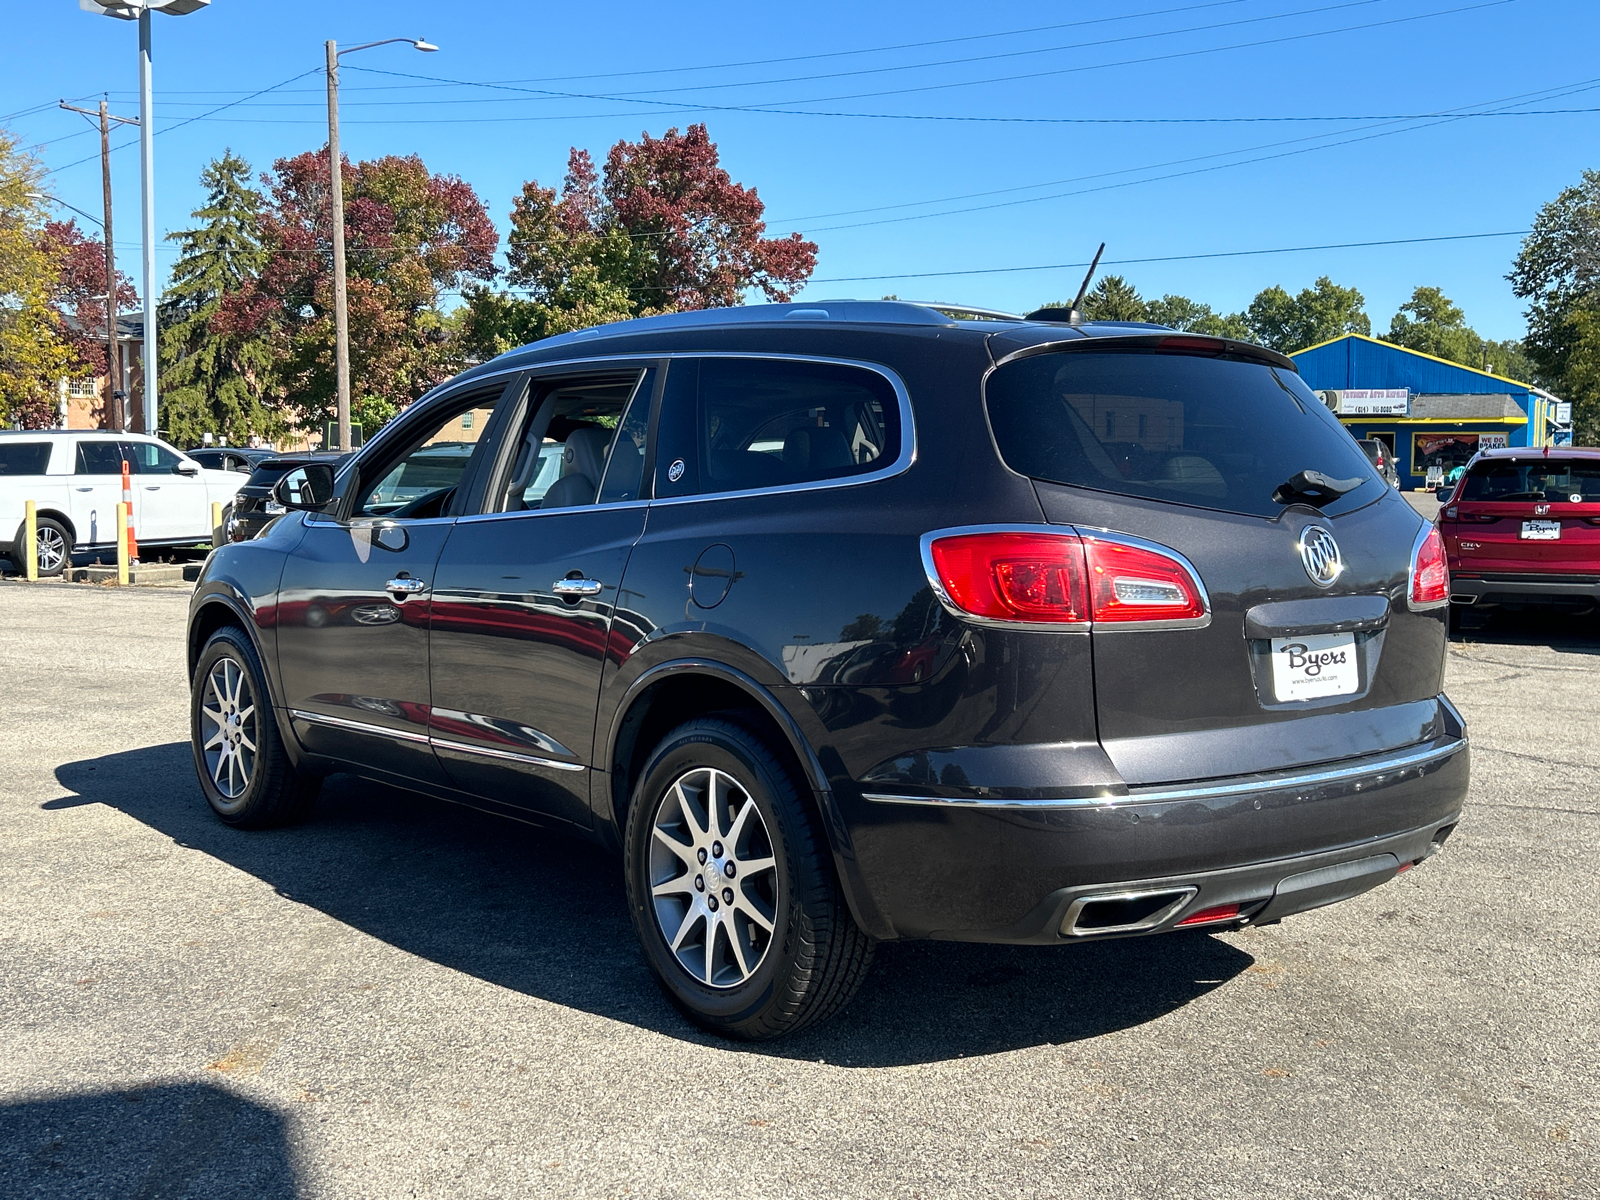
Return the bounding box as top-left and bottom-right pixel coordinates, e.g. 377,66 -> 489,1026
6,0 -> 1594,339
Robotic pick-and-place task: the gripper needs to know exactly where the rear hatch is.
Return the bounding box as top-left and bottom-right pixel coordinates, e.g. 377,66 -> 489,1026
1442,454 -> 1600,577
984,334 -> 1447,786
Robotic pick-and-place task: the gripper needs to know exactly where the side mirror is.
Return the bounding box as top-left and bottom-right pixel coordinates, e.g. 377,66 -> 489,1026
174,461 -> 201,477
273,463 -> 337,513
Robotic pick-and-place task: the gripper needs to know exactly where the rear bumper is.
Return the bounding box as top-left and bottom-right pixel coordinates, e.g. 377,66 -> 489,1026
848,721 -> 1469,942
1451,573 -> 1600,605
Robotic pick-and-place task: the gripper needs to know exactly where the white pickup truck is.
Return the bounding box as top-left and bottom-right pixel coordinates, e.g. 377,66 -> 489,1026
0,430 -> 248,576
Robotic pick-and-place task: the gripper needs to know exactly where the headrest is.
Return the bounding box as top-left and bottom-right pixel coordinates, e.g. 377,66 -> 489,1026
561,426 -> 611,486
782,426 -> 852,472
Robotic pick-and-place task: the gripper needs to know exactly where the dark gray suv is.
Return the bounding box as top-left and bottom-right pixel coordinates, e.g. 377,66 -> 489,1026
186,302 -> 1468,1039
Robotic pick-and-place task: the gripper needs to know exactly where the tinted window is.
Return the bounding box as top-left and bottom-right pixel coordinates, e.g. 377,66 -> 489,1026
75,440 -> 126,475
657,358 -> 900,498
353,398 -> 499,518
986,350 -> 1377,518
123,441 -> 183,474
0,443 -> 52,475
498,370 -> 651,512
596,370 -> 655,504
1460,458 -> 1600,503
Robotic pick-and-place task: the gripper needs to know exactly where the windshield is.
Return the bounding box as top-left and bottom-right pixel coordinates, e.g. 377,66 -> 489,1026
985,349 -> 1378,518
1459,458 -> 1600,503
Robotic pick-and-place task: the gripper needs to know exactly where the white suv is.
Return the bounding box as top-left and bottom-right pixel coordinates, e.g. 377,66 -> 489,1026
0,431 -> 248,576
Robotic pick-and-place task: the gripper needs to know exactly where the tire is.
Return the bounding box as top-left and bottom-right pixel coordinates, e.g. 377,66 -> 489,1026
31,517 -> 72,577
190,625 -> 321,828
623,716 -> 875,1040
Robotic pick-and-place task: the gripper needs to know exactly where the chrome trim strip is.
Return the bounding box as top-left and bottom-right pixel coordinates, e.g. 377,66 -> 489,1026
862,737 -> 1466,810
1061,887 -> 1198,937
428,736 -> 586,773
444,351 -> 917,517
290,708 -> 431,745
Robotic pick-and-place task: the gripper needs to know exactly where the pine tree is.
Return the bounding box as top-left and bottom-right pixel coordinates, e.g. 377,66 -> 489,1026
159,151 -> 280,446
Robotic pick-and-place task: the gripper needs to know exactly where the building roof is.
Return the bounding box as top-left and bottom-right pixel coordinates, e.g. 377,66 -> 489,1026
1290,332 -> 1535,395
1409,393 -> 1526,420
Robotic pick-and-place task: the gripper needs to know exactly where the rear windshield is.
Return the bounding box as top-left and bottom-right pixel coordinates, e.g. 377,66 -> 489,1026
985,349 -> 1377,518
1459,458 -> 1600,503
0,442 -> 52,475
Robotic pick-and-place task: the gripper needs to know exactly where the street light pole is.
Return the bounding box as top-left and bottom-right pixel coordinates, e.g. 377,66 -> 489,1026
78,0 -> 211,437
323,36 -> 437,453
326,39 -> 351,454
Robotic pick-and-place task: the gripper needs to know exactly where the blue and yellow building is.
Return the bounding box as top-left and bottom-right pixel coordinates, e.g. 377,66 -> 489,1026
1290,334 -> 1560,489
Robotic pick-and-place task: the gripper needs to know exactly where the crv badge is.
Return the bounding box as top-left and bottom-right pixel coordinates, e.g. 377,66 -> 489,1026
1298,526 -> 1343,588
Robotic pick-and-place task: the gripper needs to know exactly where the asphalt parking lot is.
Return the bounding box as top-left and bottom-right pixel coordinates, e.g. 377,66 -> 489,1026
1,581 -> 1596,1199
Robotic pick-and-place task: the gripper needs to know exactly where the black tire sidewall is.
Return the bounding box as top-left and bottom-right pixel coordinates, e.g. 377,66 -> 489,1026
624,721 -> 815,1028
190,627 -> 284,825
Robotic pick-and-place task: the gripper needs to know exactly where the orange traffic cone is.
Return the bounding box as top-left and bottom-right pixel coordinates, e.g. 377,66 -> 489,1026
121,460 -> 140,564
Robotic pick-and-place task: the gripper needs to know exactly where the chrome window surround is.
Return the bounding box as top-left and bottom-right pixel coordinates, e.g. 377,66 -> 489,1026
1060,887 -> 1198,937
862,735 -> 1466,810
291,709 -> 586,773
427,351 -> 916,523
917,524 -> 1211,634
1407,521 -> 1450,611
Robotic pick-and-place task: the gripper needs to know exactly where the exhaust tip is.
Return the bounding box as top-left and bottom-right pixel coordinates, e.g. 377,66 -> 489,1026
1061,887 -> 1197,937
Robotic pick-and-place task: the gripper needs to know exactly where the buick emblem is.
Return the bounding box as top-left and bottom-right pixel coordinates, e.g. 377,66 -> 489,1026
667,458 -> 686,483
1298,526 -> 1344,588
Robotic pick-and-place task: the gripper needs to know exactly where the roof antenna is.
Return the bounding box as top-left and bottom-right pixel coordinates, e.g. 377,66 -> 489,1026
1067,243 -> 1106,327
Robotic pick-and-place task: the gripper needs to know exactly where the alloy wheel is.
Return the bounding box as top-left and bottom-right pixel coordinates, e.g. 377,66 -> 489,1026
36,527 -> 65,574
648,766 -> 779,988
200,657 -> 258,800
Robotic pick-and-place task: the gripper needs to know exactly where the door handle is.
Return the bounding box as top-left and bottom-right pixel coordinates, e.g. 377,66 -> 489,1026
552,578 -> 603,598
386,576 -> 428,597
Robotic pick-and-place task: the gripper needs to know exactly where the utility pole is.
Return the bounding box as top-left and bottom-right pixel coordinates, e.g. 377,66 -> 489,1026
60,98 -> 139,432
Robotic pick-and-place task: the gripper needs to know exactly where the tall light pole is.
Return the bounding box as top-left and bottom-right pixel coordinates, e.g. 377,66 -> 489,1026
325,36 -> 437,453
78,0 -> 210,438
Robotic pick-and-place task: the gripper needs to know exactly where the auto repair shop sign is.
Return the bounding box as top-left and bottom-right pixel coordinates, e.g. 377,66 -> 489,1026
1333,389 -> 1410,416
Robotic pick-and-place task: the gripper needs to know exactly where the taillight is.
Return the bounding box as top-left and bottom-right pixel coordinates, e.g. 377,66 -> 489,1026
924,528 -> 1207,628
1443,506 -> 1457,520
926,531 -> 1088,625
1082,536 -> 1208,624
1410,526 -> 1449,609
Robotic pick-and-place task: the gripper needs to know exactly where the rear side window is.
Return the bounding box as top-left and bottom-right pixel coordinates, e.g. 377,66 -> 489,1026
75,441 -> 126,475
123,442 -> 183,474
655,357 -> 900,499
985,350 -> 1377,519
1459,458 -> 1600,503
0,443 -> 52,475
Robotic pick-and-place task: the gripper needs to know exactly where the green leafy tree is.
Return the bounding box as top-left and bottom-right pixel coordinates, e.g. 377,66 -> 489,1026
1144,294 -> 1251,339
1510,169 -> 1600,441
1077,275 -> 1147,322
159,151 -> 281,447
1246,276 -> 1371,352
1382,286 -> 1482,366
0,131 -> 73,428
1483,338 -> 1539,383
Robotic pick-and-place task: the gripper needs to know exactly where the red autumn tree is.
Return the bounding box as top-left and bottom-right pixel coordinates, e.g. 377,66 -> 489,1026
463,124 -> 818,358
42,219 -> 139,379
225,148 -> 497,434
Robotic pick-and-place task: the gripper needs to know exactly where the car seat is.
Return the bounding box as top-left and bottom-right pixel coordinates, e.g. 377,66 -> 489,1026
540,426 -> 612,509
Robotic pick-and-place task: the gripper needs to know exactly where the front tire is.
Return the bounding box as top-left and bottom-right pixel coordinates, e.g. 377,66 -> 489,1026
32,517 -> 72,577
191,626 -> 320,828
623,717 -> 875,1040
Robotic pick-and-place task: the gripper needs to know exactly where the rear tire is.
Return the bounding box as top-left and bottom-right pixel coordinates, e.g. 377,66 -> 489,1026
191,626 -> 320,828
623,716 -> 875,1040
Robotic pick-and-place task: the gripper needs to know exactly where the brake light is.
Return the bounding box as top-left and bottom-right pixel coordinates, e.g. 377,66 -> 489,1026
1082,537 -> 1207,623
1375,454 -> 1385,468
927,531 -> 1088,624
1410,527 -> 1449,609
1443,506 -> 1457,520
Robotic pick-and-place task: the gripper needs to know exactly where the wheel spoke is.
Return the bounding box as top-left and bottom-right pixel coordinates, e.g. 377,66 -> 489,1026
236,728 -> 256,753
236,703 -> 255,724
725,796 -> 757,853
203,725 -> 226,751
668,904 -> 702,952
651,872 -> 695,898
210,745 -> 229,786
734,894 -> 775,933
651,825 -> 699,868
674,780 -> 707,839
737,855 -> 776,878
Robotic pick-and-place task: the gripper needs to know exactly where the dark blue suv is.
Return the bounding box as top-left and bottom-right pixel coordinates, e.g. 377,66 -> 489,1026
186,301 -> 1467,1039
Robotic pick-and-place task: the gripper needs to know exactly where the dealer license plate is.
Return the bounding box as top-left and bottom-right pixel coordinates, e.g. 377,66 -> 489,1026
1521,520 -> 1560,540
1269,633 -> 1359,702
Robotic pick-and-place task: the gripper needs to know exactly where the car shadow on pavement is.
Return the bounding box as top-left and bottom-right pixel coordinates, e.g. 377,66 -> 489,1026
1450,607 -> 1600,653
51,743 -> 1253,1067
0,1081 -> 297,1199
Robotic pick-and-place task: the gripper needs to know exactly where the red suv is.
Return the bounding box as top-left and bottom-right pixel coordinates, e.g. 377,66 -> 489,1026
1438,446 -> 1600,619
